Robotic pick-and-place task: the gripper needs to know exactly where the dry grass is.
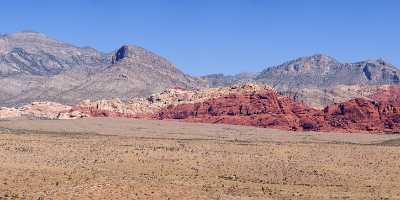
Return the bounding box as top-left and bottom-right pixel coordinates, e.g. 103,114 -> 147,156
0,118 -> 399,199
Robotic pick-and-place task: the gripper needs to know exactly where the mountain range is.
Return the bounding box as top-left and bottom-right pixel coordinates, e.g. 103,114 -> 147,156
204,54 -> 399,88
0,31 -> 399,107
203,54 -> 400,108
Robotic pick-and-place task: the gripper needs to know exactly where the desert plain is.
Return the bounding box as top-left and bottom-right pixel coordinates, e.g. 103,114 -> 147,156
0,118 -> 400,200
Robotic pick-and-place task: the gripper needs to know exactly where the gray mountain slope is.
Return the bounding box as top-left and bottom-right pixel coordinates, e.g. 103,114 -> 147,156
0,32 -> 205,106
0,31 -> 110,76
202,54 -> 400,89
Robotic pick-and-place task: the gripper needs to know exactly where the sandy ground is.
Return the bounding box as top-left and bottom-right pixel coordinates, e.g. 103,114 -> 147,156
0,118 -> 400,199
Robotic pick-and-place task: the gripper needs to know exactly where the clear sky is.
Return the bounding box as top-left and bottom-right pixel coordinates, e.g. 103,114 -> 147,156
1,0 -> 399,75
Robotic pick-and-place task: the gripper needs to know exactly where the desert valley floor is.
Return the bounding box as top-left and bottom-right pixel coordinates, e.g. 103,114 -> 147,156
0,118 -> 400,199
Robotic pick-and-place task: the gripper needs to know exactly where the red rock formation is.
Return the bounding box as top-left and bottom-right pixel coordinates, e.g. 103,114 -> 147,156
157,89 -> 328,131
156,86 -> 400,134
323,98 -> 384,132
323,86 -> 400,133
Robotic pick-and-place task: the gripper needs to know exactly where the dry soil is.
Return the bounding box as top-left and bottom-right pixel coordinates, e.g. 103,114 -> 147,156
0,118 -> 400,199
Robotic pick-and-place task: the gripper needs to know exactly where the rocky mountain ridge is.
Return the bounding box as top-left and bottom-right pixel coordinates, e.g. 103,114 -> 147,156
204,54 -> 400,88
0,31 -> 204,106
203,54 -> 400,108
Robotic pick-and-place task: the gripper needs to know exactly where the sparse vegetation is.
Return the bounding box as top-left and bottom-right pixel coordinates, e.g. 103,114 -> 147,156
0,118 -> 399,199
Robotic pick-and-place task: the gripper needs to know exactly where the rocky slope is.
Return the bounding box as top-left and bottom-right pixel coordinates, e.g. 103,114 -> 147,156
0,31 -> 110,76
0,32 -> 205,106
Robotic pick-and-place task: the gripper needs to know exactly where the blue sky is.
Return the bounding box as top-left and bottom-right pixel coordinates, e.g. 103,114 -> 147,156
1,0 -> 399,75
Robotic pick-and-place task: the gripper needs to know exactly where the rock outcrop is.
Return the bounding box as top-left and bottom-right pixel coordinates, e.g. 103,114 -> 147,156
323,86 -> 400,133
0,102 -> 87,120
72,84 -> 275,117
156,87 -> 327,131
